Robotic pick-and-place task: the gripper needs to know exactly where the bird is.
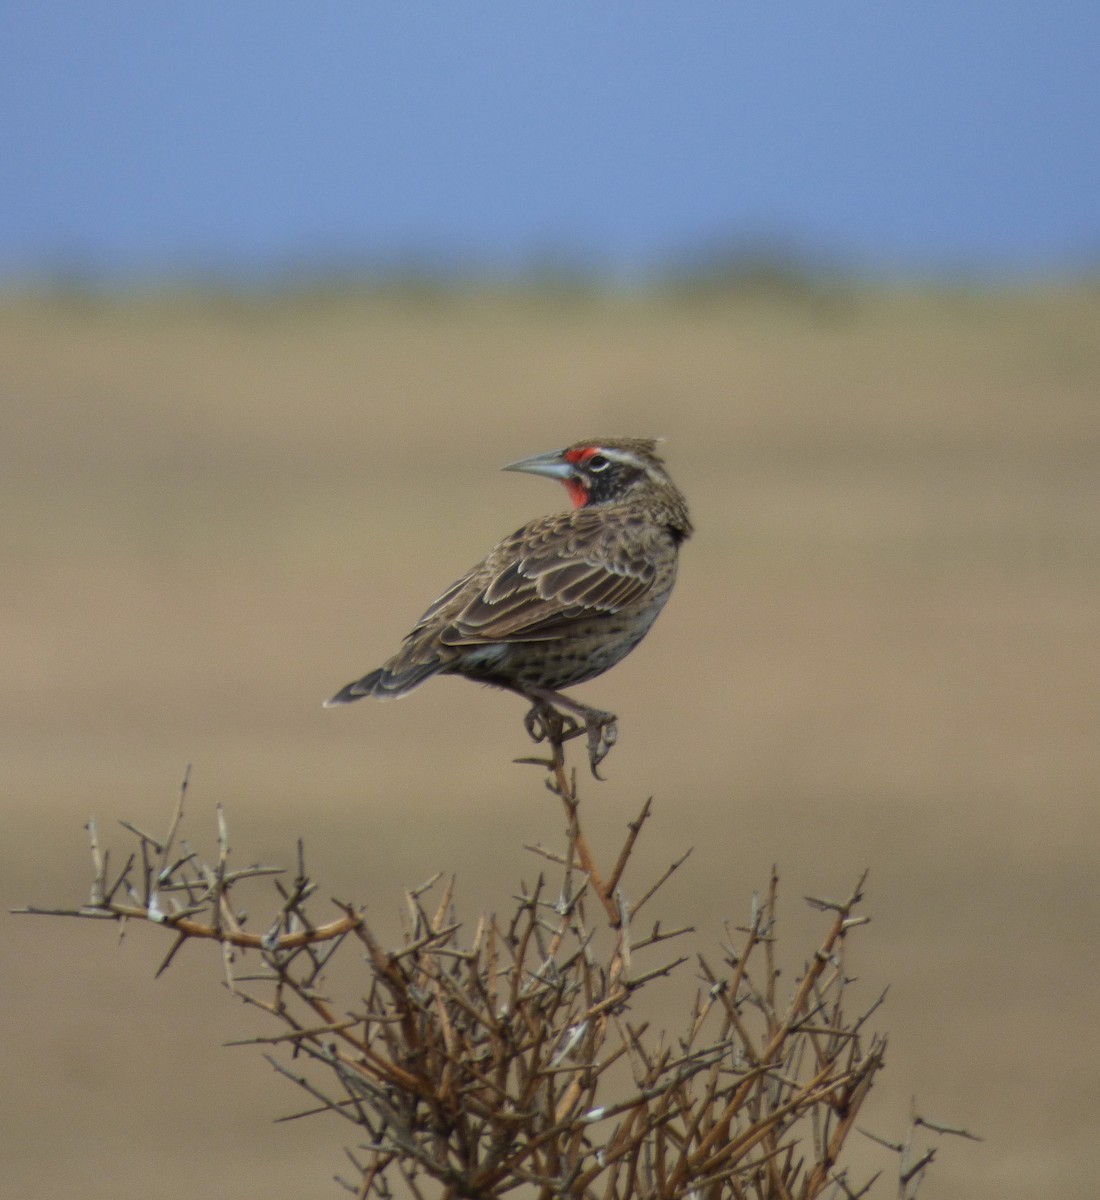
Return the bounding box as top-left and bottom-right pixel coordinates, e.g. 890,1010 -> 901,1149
325,437 -> 692,775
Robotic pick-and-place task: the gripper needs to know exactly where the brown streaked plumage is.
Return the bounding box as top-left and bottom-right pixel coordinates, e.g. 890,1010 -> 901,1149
326,437 -> 692,774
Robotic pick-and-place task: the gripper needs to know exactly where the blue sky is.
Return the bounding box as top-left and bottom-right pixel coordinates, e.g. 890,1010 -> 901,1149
3,2 -> 1098,282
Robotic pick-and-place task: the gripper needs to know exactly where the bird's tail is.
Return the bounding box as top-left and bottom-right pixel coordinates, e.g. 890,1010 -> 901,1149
323,658 -> 443,706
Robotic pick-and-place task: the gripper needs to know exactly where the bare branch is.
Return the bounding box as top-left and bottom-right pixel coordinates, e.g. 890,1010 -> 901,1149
15,749 -> 967,1200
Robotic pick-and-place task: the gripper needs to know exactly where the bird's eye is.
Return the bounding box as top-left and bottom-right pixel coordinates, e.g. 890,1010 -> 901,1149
588,454 -> 610,472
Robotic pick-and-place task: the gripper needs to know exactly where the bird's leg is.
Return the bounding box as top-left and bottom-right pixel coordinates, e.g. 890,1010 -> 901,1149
524,688 -> 618,779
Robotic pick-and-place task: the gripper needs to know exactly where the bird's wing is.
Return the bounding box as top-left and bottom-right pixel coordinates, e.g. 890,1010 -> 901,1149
430,512 -> 658,646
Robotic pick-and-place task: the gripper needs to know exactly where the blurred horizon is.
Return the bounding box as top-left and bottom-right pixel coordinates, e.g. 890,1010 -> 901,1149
6,243 -> 1100,301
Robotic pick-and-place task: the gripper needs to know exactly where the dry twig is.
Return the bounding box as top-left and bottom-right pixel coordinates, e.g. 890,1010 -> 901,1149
15,742 -> 968,1198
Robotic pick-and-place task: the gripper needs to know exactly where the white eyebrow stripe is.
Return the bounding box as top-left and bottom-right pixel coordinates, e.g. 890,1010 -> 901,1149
595,447 -> 668,487
598,448 -> 644,469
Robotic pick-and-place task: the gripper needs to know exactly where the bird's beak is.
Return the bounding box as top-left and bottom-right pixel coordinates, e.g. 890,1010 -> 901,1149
501,449 -> 575,480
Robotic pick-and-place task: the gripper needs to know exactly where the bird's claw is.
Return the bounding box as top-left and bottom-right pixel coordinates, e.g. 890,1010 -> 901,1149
584,712 -> 618,779
522,698 -> 618,779
524,702 -> 581,746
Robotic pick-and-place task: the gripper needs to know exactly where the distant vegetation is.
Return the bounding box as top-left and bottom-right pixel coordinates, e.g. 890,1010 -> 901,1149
6,239 -> 1094,309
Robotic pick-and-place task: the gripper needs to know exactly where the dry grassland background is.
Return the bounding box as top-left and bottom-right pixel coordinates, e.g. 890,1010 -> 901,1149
3,283 -> 1098,1196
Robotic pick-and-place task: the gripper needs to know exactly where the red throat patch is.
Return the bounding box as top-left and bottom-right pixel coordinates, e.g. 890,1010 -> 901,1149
563,446 -> 599,507
564,477 -> 589,508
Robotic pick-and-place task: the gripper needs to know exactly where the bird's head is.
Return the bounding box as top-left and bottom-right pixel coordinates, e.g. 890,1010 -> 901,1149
503,437 -> 692,537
